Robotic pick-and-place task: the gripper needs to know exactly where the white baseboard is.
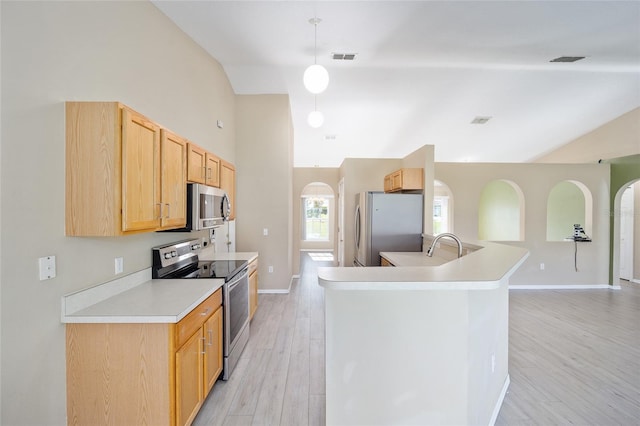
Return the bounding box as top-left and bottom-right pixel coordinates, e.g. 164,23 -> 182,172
489,374 -> 510,426
509,284 -> 620,290
632,279 -> 640,285
257,274 -> 299,294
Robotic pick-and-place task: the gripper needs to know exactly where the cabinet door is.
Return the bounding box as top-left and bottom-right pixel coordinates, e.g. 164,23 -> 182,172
187,143 -> 206,184
203,307 -> 223,395
121,107 -> 161,232
176,330 -> 204,426
205,153 -> 221,188
161,130 -> 188,229
220,160 -> 236,220
249,270 -> 258,320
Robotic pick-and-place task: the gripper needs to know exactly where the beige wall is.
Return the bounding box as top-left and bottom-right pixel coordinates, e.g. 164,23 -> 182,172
534,107 -> 640,163
536,110 -> 640,284
403,145 -> 435,235
292,168 -> 341,274
1,2 -> 236,424
235,95 -> 293,291
435,162 -> 611,286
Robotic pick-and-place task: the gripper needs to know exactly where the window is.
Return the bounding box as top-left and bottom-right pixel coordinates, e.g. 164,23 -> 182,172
303,196 -> 330,241
433,196 -> 449,234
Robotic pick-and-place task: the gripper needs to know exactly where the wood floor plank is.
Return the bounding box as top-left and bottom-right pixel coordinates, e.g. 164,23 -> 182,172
196,253 -> 640,426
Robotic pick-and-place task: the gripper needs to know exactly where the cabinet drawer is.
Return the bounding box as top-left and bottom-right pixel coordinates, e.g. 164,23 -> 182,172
177,288 -> 222,349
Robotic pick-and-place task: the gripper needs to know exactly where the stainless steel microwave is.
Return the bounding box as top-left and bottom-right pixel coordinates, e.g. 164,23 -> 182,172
166,183 -> 230,232
189,183 -> 230,230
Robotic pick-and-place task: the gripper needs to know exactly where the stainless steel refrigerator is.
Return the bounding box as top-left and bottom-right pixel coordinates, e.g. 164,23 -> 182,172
354,191 -> 424,266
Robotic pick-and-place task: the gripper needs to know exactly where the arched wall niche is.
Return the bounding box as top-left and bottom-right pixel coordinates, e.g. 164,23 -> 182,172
546,180 -> 593,241
478,179 -> 525,241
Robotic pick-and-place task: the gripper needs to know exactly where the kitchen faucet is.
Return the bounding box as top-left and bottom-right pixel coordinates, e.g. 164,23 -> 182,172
426,233 -> 463,258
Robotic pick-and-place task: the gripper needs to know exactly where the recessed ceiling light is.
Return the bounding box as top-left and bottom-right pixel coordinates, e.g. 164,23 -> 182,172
332,53 -> 357,60
471,116 -> 492,124
550,56 -> 586,63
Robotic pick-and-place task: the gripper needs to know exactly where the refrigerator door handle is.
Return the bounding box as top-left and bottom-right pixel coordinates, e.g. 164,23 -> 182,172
354,204 -> 361,250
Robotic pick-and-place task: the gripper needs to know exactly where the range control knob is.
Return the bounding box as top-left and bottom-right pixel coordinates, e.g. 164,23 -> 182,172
171,251 -> 177,257
164,252 -> 172,260
192,244 -> 200,250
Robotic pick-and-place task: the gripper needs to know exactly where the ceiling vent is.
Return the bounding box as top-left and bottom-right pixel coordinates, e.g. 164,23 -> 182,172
550,56 -> 586,63
332,53 -> 357,60
471,116 -> 492,125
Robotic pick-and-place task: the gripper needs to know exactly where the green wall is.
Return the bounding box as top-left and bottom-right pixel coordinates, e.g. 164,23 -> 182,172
547,181 -> 586,241
478,180 -> 521,241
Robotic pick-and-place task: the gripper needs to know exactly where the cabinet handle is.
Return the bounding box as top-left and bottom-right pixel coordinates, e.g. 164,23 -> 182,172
157,203 -> 163,220
207,329 -> 213,346
165,203 -> 170,219
200,307 -> 210,316
207,167 -> 212,179
201,336 -> 206,354
202,166 -> 206,178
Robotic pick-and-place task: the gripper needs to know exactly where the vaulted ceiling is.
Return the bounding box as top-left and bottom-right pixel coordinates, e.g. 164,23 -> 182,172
152,1 -> 640,167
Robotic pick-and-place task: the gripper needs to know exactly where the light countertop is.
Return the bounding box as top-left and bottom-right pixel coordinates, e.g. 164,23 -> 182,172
62,278 -> 224,323
62,251 -> 259,324
199,249 -> 258,263
318,241 -> 529,290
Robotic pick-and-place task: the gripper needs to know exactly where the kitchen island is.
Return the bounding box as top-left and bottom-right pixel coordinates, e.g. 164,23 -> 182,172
317,240 -> 528,426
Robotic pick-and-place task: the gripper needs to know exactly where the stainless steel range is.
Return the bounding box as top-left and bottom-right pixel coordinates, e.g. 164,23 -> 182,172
152,239 -> 250,380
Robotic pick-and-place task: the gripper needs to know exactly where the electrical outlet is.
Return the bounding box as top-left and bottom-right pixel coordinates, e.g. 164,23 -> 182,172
268,266 -> 274,273
263,228 -> 269,236
540,263 -> 545,270
491,354 -> 496,373
38,256 -> 56,280
115,257 -> 124,274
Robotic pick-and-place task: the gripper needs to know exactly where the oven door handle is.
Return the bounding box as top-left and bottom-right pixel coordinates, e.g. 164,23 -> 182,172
227,268 -> 249,290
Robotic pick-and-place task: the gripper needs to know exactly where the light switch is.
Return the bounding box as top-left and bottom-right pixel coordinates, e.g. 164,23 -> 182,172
38,256 -> 56,280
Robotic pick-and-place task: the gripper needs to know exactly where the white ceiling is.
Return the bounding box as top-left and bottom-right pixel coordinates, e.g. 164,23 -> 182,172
152,1 -> 640,167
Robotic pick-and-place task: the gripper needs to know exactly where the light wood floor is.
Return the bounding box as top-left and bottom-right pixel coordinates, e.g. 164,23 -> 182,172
194,253 -> 640,426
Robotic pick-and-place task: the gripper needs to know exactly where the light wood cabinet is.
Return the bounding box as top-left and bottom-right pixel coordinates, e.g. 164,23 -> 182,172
383,168 -> 423,193
65,102 -> 187,235
187,143 -> 220,187
161,130 -> 188,229
381,257 -> 395,267
249,258 -> 258,320
220,160 -> 236,220
66,288 -> 223,426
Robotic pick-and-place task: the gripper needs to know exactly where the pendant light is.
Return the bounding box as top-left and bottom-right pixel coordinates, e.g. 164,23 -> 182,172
303,18 -> 329,94
308,96 -> 324,128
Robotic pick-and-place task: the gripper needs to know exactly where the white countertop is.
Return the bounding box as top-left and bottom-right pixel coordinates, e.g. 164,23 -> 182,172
62,278 -> 224,323
318,241 -> 529,290
61,251 -> 259,324
199,249 -> 258,263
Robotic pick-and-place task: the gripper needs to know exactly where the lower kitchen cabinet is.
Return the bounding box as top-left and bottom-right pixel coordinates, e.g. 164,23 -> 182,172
66,288 -> 223,426
249,258 -> 258,320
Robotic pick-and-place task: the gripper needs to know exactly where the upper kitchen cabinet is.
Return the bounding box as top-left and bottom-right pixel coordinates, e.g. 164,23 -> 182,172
66,102 -> 187,236
220,160 -> 236,220
384,168 -> 424,193
160,130 -> 188,230
187,143 -> 220,188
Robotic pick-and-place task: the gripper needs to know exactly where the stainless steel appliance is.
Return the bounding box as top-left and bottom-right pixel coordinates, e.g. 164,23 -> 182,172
168,183 -> 230,232
354,191 -> 424,266
152,239 -> 249,380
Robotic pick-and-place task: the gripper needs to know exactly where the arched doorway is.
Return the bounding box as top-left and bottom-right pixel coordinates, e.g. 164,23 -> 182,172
612,179 -> 640,285
300,182 -> 335,252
